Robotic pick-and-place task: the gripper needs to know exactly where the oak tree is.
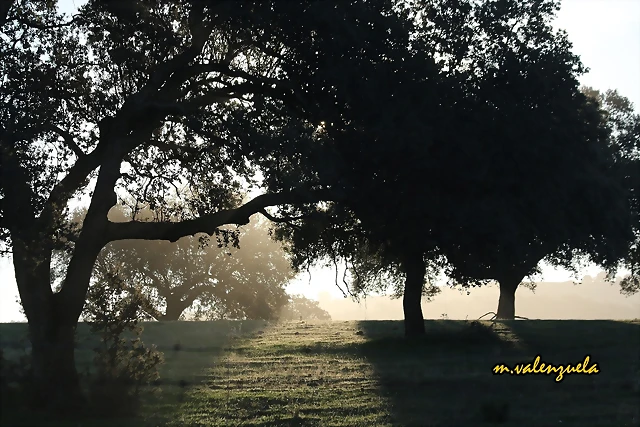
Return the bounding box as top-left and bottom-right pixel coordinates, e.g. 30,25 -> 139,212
0,0 -> 410,409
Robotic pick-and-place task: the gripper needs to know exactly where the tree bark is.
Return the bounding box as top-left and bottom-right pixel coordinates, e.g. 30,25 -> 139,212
402,250 -> 426,337
496,277 -> 520,320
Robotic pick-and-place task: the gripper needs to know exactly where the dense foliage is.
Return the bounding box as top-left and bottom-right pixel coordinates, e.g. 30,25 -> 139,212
268,0 -> 639,321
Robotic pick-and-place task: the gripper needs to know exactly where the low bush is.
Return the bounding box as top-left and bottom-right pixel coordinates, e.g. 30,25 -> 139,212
84,266 -> 164,417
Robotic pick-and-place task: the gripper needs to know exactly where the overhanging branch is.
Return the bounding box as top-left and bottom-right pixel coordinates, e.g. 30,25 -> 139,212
148,81 -> 267,117
105,188 -> 342,243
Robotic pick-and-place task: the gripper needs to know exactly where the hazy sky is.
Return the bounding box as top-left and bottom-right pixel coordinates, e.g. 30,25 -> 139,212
1,0 -> 639,322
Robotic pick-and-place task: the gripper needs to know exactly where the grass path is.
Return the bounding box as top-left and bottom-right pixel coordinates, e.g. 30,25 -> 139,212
162,321 -> 392,426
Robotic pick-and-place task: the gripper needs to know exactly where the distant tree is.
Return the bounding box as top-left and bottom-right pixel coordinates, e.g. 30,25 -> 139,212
428,84 -> 637,320
277,294 -> 332,321
81,206 -> 296,322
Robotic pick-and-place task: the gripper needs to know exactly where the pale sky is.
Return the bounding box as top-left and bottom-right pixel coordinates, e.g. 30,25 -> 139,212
1,0 -> 639,322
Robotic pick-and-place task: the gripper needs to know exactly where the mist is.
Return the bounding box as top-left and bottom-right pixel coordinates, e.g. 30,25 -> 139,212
316,273 -> 640,321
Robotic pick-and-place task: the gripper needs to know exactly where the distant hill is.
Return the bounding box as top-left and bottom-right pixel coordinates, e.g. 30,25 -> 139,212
316,273 -> 640,320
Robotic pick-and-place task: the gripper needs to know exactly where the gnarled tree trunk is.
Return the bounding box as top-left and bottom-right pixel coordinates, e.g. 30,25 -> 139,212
402,250 -> 426,337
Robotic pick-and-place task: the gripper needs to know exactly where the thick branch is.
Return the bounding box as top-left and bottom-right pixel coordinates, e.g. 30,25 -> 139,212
185,62 -> 285,89
106,188 -> 341,243
40,114 -> 158,235
45,124 -> 85,157
35,143 -> 103,231
148,80 -> 268,117
171,271 -> 212,297
145,91 -> 233,116
258,208 -> 312,231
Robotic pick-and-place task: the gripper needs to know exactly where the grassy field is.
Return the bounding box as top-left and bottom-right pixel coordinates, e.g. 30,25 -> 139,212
1,319 -> 639,426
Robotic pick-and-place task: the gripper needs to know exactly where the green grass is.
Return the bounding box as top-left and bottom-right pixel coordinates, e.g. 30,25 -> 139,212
1,319 -> 639,426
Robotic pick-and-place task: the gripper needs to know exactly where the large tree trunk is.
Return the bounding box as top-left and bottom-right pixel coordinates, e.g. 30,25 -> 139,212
29,308 -> 84,411
402,250 -> 426,337
496,276 -> 521,320
13,216 -> 106,413
12,240 -> 85,413
162,295 -> 190,321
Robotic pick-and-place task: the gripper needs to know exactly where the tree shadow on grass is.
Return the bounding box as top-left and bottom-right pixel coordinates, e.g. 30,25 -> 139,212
134,320 -> 267,423
503,319 -> 640,356
0,320 -> 267,427
327,319 -> 640,427
504,320 -> 640,406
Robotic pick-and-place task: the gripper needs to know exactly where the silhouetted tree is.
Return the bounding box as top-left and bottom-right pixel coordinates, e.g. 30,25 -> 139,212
428,84 -> 637,320
0,0 -> 414,409
270,0 -> 637,329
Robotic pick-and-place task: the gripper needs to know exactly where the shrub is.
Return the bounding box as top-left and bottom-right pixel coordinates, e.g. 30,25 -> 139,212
84,265 -> 164,417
